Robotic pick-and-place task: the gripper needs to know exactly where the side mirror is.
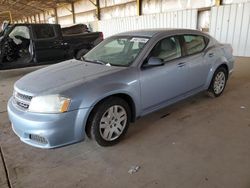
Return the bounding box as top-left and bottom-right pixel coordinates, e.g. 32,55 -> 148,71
143,57 -> 164,68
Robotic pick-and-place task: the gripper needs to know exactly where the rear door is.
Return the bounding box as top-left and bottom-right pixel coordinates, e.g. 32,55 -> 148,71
31,24 -> 68,63
179,34 -> 210,91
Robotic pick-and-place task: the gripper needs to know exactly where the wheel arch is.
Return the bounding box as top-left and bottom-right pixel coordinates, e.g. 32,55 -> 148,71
217,63 -> 229,77
205,61 -> 229,89
85,93 -> 137,137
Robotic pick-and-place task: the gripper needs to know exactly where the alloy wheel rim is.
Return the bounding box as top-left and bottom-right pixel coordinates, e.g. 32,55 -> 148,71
99,105 -> 127,141
213,71 -> 226,94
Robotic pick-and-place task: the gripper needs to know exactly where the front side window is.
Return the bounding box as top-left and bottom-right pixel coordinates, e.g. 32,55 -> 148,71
84,36 -> 149,67
184,35 -> 206,55
150,36 -> 181,62
33,25 -> 55,39
9,26 -> 30,44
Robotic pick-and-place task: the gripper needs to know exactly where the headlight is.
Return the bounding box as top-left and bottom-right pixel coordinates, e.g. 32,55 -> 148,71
28,94 -> 71,113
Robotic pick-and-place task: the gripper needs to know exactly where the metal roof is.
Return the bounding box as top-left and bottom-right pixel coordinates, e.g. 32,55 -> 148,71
0,0 -> 76,23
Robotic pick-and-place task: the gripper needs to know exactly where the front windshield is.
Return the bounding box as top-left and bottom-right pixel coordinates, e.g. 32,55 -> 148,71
84,36 -> 149,67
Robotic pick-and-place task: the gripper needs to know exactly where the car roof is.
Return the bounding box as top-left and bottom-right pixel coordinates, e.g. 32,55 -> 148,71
115,28 -> 208,38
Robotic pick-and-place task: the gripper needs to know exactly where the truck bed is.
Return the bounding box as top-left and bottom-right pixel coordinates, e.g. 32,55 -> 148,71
63,32 -> 103,51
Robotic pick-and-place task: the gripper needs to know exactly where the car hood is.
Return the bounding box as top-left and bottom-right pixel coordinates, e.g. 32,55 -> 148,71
15,59 -> 123,95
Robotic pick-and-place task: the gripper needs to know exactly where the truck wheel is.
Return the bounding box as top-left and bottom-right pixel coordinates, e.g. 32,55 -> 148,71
89,97 -> 131,146
75,49 -> 89,60
207,66 -> 228,97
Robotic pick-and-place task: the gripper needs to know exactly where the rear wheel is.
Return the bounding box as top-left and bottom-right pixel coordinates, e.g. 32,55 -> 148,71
207,67 -> 228,97
89,97 -> 131,146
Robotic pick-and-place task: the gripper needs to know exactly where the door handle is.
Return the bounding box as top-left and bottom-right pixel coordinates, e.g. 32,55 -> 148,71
208,53 -> 214,57
53,41 -> 64,45
53,41 -> 65,48
178,62 -> 186,67
61,42 -> 68,46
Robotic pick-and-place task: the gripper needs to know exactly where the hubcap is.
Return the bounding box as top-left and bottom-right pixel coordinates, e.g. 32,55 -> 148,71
213,71 -> 226,94
99,105 -> 127,141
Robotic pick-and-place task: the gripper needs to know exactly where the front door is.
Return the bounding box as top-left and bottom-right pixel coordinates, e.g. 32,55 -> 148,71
31,24 -> 68,63
0,25 -> 32,68
140,36 -> 188,112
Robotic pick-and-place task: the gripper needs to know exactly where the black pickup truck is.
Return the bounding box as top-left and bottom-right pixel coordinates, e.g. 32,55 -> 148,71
0,23 -> 103,70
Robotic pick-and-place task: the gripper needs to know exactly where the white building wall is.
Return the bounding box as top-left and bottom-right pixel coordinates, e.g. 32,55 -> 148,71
26,0 -> 250,57
56,0 -> 137,24
55,0 -> 217,23
39,13 -> 45,23
143,0 -> 216,14
75,11 -> 96,23
100,0 -> 135,7
210,2 -> 250,56
43,10 -> 55,23
74,0 -> 96,12
223,0 -> 250,4
98,9 -> 198,38
101,1 -> 137,20
74,0 -> 96,23
57,4 -> 72,17
58,15 -> 73,25
57,4 -> 74,25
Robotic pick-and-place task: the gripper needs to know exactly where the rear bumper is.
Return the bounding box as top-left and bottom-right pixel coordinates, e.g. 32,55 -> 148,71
7,97 -> 89,149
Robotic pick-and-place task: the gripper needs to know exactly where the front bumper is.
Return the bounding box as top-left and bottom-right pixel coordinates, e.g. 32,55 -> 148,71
7,97 -> 89,149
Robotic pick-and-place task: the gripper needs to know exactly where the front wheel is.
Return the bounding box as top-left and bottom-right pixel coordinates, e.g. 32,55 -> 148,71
89,97 -> 131,146
207,67 -> 228,97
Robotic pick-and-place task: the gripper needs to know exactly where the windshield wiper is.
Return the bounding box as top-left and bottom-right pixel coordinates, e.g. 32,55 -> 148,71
82,57 -> 107,65
91,60 -> 106,65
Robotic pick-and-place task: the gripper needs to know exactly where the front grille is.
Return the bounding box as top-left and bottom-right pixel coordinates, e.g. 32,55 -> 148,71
29,134 -> 48,144
13,90 -> 32,110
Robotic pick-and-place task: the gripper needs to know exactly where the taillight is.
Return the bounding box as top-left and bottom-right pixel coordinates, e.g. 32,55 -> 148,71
100,32 -> 104,40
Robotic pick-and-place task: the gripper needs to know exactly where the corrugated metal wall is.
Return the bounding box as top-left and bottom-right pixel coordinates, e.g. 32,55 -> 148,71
210,2 -> 250,56
97,3 -> 250,57
55,0 -> 250,57
142,0 -> 215,14
98,9 -> 198,37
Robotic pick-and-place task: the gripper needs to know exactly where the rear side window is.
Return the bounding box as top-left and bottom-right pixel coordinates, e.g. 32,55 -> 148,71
33,25 -> 55,39
184,35 -> 206,55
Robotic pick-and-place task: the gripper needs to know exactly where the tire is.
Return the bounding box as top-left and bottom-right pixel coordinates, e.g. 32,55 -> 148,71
207,66 -> 228,97
89,97 -> 131,146
75,49 -> 89,60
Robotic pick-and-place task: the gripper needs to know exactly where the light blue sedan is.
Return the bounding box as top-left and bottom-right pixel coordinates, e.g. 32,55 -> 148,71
7,29 -> 234,148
